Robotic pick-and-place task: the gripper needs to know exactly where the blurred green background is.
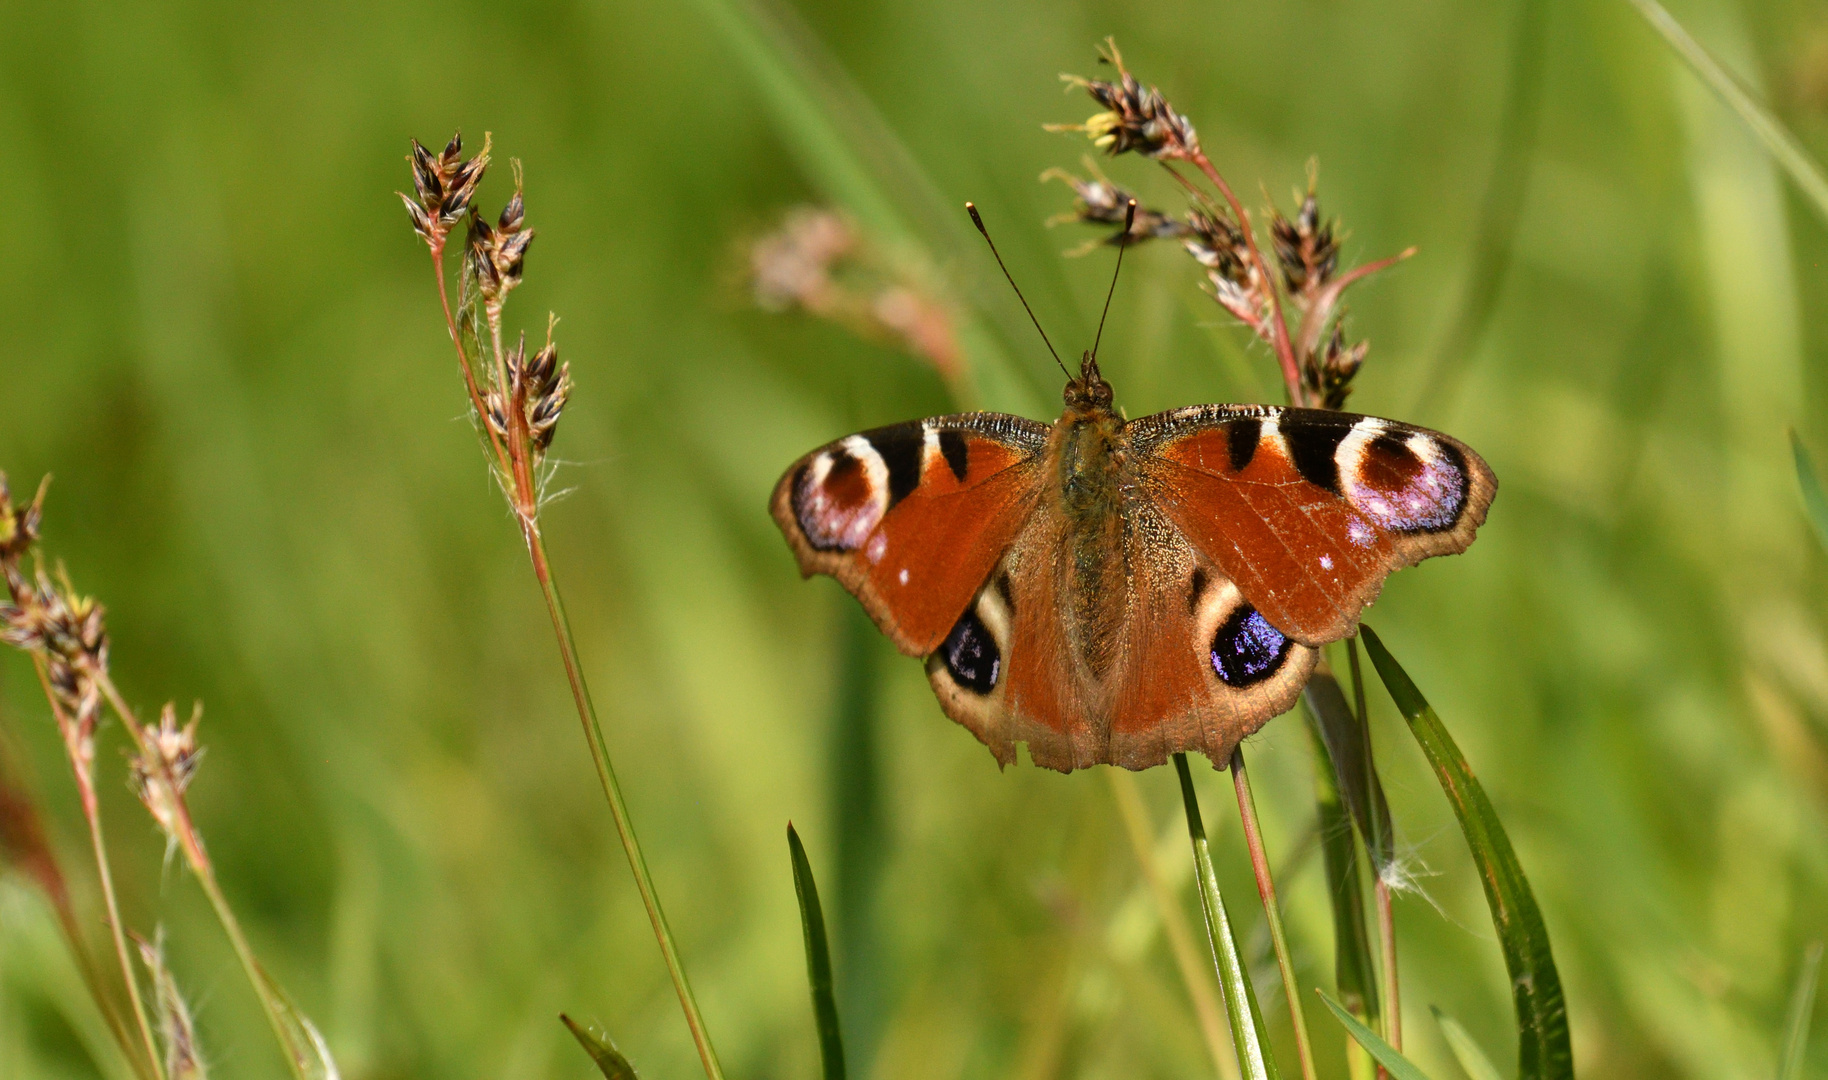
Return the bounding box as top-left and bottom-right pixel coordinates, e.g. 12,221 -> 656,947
3,0 -> 1828,1076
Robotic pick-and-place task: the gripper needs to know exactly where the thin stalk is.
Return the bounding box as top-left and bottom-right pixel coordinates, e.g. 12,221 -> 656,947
1175,753 -> 1280,1080
1107,768 -> 1240,1080
524,533 -> 726,1080
1376,882 -> 1399,1055
426,212 -> 723,1080
1229,748 -> 1318,1080
431,243 -> 511,477
1345,636 -> 1399,1056
32,660 -> 163,1080
90,674 -> 312,1080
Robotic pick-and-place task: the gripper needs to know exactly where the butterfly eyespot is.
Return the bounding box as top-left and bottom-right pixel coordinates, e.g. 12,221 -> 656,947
940,608 -> 1000,695
1210,606 -> 1291,687
792,440 -> 889,551
1342,429 -> 1468,533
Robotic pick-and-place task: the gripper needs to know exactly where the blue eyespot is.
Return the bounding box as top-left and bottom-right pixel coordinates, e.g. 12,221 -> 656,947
1211,607 -> 1290,687
941,609 -> 999,694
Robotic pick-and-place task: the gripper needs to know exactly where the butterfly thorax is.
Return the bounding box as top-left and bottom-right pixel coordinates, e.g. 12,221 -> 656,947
1050,356 -> 1134,681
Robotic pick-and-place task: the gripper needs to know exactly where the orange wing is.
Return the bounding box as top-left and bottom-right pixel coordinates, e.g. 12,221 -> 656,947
1133,405 -> 1497,645
770,413 -> 1049,656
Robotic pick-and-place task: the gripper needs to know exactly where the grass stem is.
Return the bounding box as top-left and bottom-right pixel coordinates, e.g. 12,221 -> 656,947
524,534 -> 726,1080
32,659 -> 163,1080
1108,768 -> 1240,1080
1229,748 -> 1318,1080
1175,753 -> 1280,1080
1345,636 -> 1400,1059
91,673 -> 313,1080
1376,881 -> 1399,1056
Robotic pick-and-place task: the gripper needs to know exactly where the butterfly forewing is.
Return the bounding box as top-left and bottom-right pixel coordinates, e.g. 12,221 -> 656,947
1133,405 -> 1496,645
770,413 -> 1049,655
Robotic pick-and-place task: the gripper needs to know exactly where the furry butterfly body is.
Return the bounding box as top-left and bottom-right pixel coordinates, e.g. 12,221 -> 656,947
771,357 -> 1495,772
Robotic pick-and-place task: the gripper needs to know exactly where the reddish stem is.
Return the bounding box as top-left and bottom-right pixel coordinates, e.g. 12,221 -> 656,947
1231,746 -> 1319,1080
1182,148 -> 1304,407
431,242 -> 511,478
1378,878 -> 1400,1054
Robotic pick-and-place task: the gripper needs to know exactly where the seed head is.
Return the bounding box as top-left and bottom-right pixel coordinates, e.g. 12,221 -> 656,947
465,162 -> 535,308
750,207 -> 855,314
1270,188 -> 1340,298
132,703 -> 203,837
485,321 -> 573,460
0,474 -> 46,564
1041,164 -> 1185,248
400,132 -> 491,247
1051,40 -> 1198,160
1306,323 -> 1370,410
1183,207 -> 1267,320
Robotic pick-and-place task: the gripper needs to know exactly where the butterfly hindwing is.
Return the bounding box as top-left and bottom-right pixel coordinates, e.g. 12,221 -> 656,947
770,412 -> 1049,656
925,497 -> 1318,771
1133,405 -> 1496,645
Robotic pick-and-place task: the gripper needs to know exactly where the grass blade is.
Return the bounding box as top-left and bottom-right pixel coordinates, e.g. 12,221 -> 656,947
1431,1006 -> 1505,1080
1303,696 -> 1380,1034
685,0 -> 1042,415
1361,627 -> 1573,1080
788,824 -> 847,1080
1792,432 -> 1828,555
560,1015 -> 639,1080
1778,942 -> 1822,1080
1317,991 -> 1435,1080
1305,671 -> 1393,874
1175,753 -> 1281,1080
1414,0 -> 1548,418
1623,0 -> 1828,227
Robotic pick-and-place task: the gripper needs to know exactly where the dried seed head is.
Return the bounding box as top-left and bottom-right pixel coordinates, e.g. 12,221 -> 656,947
1270,187 -> 1340,298
132,703 -> 202,837
750,207 -> 855,314
490,321 -> 574,460
2,568 -> 108,679
399,131 -> 491,247
747,206 -> 963,379
135,931 -> 207,1080
0,474 -> 46,564
1307,323 -> 1370,410
1041,165 -> 1185,248
464,165 -> 535,309
1050,40 -> 1198,160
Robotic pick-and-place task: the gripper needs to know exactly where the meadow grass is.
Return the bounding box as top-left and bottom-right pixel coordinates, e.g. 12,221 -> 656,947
2,1 -> 1827,1078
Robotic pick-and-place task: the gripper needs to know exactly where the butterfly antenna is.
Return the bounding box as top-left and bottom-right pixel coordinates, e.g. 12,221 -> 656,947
966,202 -> 1071,380
1089,199 -> 1136,365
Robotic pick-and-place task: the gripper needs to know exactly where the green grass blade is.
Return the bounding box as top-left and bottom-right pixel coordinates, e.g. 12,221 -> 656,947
685,0 -> 1040,416
1778,942 -> 1822,1080
1317,991 -> 1436,1080
1360,627 -> 1572,1080
1305,671 -> 1394,872
1431,1006 -> 1505,1080
1414,0 -> 1548,418
1302,692 -> 1379,1026
1175,754 -> 1281,1080
1792,432 -> 1828,555
788,824 -> 847,1080
560,1015 -> 639,1080
1623,0 -> 1828,227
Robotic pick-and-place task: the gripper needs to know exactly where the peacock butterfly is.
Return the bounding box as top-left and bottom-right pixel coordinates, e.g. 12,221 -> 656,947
770,216 -> 1496,773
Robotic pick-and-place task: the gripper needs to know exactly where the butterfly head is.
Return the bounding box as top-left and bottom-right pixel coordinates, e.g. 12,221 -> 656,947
1064,350 -> 1115,414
